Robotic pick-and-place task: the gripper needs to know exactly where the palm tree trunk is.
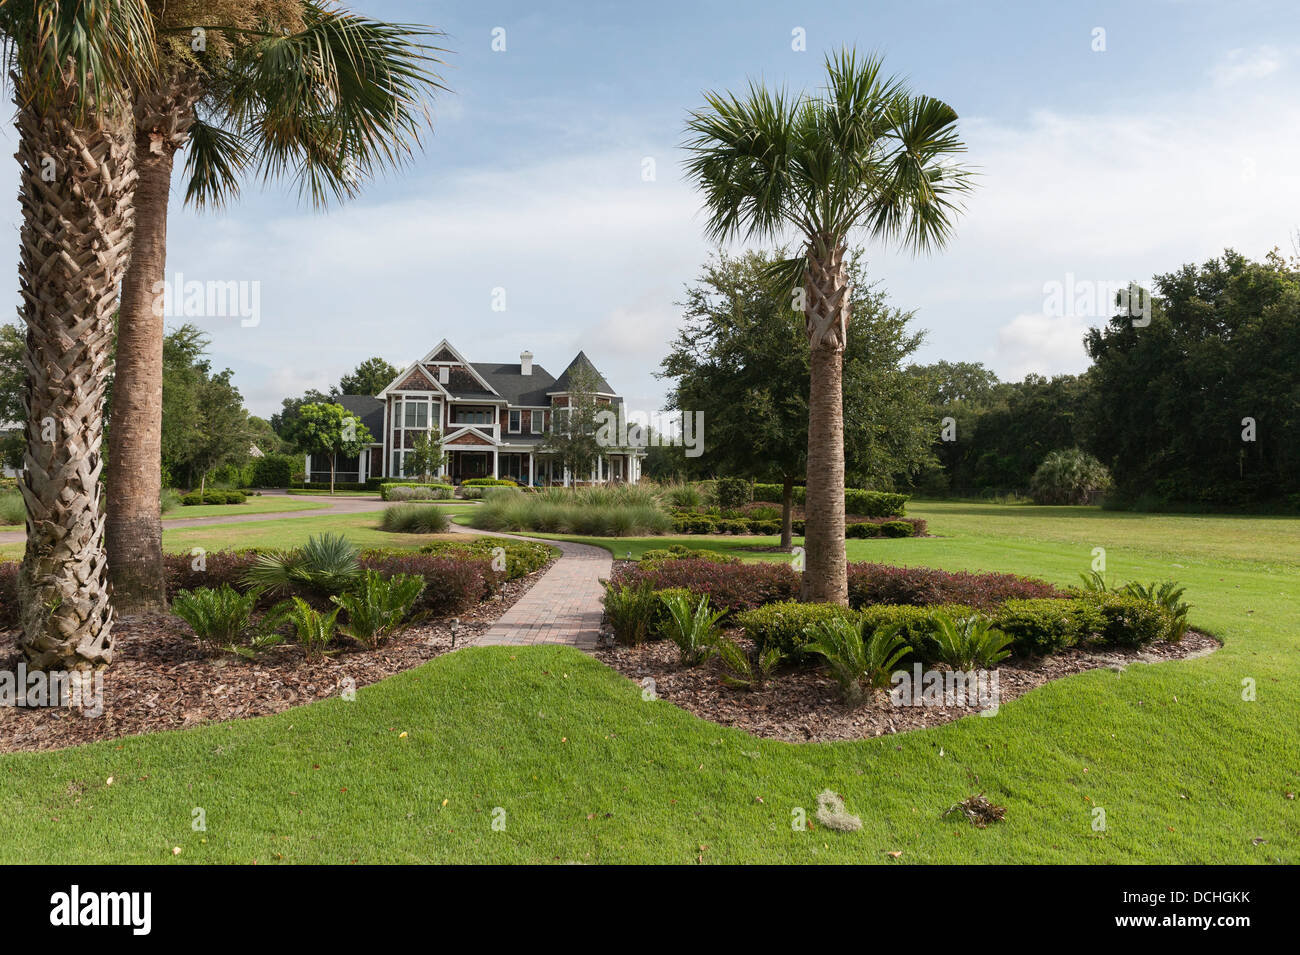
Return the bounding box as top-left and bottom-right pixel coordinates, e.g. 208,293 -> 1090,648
107,77 -> 199,613
800,240 -> 850,604
15,87 -> 137,669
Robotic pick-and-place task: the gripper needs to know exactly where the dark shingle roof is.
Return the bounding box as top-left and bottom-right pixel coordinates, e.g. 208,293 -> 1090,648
469,362 -> 556,406
550,351 -> 615,395
336,394 -> 384,442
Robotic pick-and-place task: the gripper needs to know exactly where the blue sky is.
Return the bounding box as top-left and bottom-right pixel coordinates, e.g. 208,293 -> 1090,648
7,0 -> 1297,417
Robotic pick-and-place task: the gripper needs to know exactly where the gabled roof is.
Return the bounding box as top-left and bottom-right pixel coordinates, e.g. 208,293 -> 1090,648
418,339 -> 499,397
470,362 -> 556,406
550,351 -> 615,395
336,394 -> 384,441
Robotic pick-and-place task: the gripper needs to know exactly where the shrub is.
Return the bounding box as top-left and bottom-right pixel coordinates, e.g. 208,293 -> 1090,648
461,478 -> 517,487
714,635 -> 786,690
1122,580 -> 1191,642
614,558 -> 800,616
715,477 -> 752,511
181,489 -> 247,505
251,453 -> 298,488
0,490 -> 24,526
923,610 -> 1014,670
243,533 -> 361,599
380,504 -> 451,534
844,489 -> 908,517
164,549 -> 263,599
359,552 -> 491,614
160,488 -> 184,514
715,518 -> 751,535
660,592 -> 726,665
858,603 -> 975,661
274,597 -> 340,657
1086,592 -> 1173,648
381,483 -> 454,501
880,520 -> 915,538
671,512 -> 717,534
847,562 -> 1063,612
639,544 -> 732,564
333,570 -> 426,649
419,537 -> 553,580
1030,448 -> 1113,505
994,598 -> 1102,655
735,601 -> 859,658
171,585 -> 258,652
602,580 -> 660,645
804,616 -> 911,703
660,482 -> 705,508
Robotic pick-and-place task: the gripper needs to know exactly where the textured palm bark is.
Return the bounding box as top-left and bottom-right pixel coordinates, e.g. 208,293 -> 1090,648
780,474 -> 794,551
107,76 -> 200,613
800,241 -> 851,604
15,81 -> 137,669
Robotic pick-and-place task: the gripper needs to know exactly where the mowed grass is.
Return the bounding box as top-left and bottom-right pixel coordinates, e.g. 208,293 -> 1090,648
1,502 -> 1297,863
162,498 -> 323,520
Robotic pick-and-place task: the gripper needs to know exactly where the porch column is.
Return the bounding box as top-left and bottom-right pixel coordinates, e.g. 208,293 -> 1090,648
528,453 -> 534,487
359,448 -> 367,483
492,447 -> 499,479
303,453 -> 311,483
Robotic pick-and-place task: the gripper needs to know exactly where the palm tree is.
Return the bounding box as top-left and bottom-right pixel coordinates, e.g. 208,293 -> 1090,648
0,0 -> 159,667
106,1 -> 448,611
683,50 -> 973,604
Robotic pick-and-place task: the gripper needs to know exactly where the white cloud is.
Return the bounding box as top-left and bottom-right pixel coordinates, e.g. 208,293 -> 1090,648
990,313 -> 1093,381
1210,46 -> 1283,87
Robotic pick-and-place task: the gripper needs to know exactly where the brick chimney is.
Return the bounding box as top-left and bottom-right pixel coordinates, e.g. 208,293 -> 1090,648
520,350 -> 533,376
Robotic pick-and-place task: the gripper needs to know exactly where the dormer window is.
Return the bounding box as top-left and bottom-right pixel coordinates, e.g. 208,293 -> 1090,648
439,366 -> 449,385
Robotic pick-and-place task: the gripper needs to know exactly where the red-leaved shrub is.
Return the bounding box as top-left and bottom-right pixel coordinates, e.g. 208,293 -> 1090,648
612,558 -> 799,614
846,562 -> 1063,611
359,553 -> 494,615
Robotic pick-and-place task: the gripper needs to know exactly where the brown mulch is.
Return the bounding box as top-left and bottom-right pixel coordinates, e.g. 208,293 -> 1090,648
0,562 -> 553,754
593,629 -> 1221,744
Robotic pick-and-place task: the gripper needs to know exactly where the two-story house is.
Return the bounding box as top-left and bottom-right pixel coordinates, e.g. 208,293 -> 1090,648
307,340 -> 642,486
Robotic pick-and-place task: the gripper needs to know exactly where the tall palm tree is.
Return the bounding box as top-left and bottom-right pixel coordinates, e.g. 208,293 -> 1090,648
0,0 -> 158,667
106,1 -> 447,611
683,50 -> 973,604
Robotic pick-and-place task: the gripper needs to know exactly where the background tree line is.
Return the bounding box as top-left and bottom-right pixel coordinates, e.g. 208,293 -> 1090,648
657,247 -> 1300,511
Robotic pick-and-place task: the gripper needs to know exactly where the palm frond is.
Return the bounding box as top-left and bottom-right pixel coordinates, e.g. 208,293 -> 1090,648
182,116 -> 251,208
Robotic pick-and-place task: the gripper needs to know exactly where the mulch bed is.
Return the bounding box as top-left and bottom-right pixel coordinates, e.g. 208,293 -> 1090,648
0,561 -> 553,754
593,629 -> 1221,744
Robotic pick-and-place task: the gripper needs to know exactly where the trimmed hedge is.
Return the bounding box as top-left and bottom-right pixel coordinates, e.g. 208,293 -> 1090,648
1088,592 -> 1174,647
715,477 -> 752,511
640,545 -> 733,564
752,483 -> 908,517
847,562 -> 1064,612
420,538 -> 555,581
669,510 -> 925,537
611,557 -> 799,615
461,478 -> 517,487
358,552 -> 493,614
292,479 -> 385,492
181,489 -> 248,505
733,601 -> 859,659
250,453 -> 298,488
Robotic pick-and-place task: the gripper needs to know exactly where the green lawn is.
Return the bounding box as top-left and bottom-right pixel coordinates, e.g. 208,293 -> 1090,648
1,501 -> 1296,863
163,498 -> 324,520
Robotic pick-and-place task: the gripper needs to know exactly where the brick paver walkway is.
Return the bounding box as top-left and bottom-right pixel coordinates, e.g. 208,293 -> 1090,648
451,525 -> 611,650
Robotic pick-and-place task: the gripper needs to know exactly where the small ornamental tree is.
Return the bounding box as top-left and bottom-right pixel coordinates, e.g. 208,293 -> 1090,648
297,402 -> 374,494
541,363 -> 606,484
404,428 -> 446,483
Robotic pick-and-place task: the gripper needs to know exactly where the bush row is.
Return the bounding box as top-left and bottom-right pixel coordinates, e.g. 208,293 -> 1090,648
669,511 -> 924,537
750,484 -> 909,517
380,482 -> 454,501
735,593 -> 1177,661
181,489 -> 248,505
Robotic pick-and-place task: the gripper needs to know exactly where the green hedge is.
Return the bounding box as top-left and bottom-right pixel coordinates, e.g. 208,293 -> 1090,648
751,483 -> 907,517
669,511 -> 918,538
251,453 -> 298,488
461,478 -> 518,487
181,489 -> 248,505
292,479 -> 385,492
737,595 -> 1177,662
420,538 -> 555,580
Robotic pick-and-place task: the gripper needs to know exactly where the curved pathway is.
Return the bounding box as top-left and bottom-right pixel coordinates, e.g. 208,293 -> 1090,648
449,524 -> 611,650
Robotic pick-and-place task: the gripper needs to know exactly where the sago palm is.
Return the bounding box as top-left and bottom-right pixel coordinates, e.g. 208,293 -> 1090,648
0,0 -> 158,668
107,1 -> 448,611
683,50 -> 973,604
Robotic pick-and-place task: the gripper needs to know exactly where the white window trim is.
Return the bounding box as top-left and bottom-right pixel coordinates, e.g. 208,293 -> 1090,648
508,410 -> 522,434
531,410 -> 544,434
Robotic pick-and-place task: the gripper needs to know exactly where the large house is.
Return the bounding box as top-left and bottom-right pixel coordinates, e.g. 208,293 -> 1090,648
308,340 -> 642,486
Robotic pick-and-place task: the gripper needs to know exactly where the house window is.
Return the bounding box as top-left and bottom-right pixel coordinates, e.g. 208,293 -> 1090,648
439,366 -> 449,385
453,407 -> 493,426
531,410 -> 544,434
403,400 -> 428,428
508,410 -> 521,433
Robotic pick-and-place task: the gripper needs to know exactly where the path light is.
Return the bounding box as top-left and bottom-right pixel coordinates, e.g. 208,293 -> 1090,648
449,617 -> 460,649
